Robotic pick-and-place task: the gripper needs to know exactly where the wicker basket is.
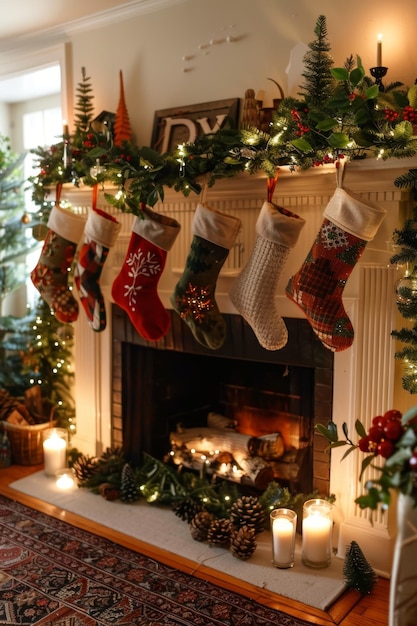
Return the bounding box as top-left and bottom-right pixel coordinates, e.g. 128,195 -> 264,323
2,420 -> 56,465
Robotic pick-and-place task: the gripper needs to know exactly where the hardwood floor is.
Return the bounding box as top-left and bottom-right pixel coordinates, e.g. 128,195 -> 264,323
0,464 -> 389,626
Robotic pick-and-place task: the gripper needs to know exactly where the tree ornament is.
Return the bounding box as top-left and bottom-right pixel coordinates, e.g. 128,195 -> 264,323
21,212 -> 31,224
343,540 -> 378,594
120,463 -> 140,503
395,274 -> 417,306
173,498 -> 204,523
207,518 -> 232,547
114,70 -> 132,146
230,525 -> 257,560
189,510 -> 214,542
229,495 -> 267,535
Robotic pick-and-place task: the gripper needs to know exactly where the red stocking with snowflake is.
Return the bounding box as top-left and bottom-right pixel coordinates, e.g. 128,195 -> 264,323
112,205 -> 181,341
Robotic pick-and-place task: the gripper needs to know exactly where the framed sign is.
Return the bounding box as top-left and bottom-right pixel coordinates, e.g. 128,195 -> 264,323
151,97 -> 240,154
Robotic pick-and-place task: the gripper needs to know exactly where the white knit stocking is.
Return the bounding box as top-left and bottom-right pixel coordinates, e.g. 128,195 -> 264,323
230,202 -> 305,351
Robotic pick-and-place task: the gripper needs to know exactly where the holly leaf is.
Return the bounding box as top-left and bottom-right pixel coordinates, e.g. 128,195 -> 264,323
291,138 -> 313,152
349,66 -> 365,88
365,85 -> 379,101
355,419 -> 367,438
328,132 -> 350,148
359,454 -> 375,481
331,67 -> 349,81
316,118 -> 338,131
315,421 -> 339,442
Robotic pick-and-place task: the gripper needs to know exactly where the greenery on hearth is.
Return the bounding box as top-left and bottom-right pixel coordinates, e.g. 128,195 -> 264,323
28,15 -> 417,221
72,447 -> 335,559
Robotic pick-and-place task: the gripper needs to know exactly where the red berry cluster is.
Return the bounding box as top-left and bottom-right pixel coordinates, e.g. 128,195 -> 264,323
384,108 -> 399,122
358,409 -> 403,459
291,108 -> 309,136
403,105 -> 417,123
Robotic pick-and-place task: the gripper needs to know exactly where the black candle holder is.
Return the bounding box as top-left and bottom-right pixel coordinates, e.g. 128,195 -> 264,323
370,66 -> 388,91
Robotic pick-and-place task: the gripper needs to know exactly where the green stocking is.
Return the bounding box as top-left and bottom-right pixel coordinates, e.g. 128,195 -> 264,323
170,204 -> 241,350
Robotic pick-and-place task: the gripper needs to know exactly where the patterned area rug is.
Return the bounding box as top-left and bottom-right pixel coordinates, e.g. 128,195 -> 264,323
0,495 -> 316,626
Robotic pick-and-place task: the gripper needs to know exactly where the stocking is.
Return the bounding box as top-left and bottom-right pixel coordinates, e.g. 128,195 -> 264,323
286,185 -> 386,352
31,204 -> 86,323
230,202 -> 305,350
112,206 -> 180,341
170,203 -> 241,350
74,207 -> 121,332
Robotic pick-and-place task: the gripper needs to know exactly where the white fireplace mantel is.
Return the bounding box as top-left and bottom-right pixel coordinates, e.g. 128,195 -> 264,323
65,156 -> 417,576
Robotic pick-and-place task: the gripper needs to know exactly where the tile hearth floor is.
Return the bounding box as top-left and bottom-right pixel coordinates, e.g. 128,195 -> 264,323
0,464 -> 389,626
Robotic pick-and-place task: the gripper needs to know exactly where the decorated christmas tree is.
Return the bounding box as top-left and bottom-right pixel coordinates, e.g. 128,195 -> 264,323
22,297 -> 76,434
390,203 -> 417,393
0,134 -> 36,307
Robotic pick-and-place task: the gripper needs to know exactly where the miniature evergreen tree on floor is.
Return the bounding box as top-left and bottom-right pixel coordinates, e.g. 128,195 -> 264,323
343,540 -> 378,594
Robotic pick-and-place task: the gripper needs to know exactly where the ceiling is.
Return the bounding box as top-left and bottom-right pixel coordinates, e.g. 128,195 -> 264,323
0,1 -> 159,42
0,0 -> 182,102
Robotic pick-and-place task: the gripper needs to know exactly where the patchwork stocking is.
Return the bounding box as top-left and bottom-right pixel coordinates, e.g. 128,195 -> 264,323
31,204 -> 86,323
74,207 -> 121,332
286,186 -> 386,352
170,204 -> 241,350
230,202 -> 305,350
112,206 -> 180,341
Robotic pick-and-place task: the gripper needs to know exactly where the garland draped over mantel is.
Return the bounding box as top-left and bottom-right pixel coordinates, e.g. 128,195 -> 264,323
29,15 -> 417,220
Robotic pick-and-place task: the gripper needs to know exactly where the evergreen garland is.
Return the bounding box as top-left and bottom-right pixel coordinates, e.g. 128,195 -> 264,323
343,541 -> 378,594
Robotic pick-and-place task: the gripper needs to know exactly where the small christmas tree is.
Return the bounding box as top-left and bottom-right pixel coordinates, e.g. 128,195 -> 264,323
343,541 -> 378,594
22,297 -> 76,435
299,15 -> 334,107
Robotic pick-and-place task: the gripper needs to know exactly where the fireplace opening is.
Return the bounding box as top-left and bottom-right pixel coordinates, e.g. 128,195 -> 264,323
112,305 -> 334,496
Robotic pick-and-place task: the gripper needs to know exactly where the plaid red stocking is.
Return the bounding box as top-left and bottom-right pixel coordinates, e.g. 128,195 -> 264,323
286,186 -> 386,352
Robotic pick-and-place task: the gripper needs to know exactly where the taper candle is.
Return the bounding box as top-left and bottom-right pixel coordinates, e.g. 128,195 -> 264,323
377,34 -> 382,67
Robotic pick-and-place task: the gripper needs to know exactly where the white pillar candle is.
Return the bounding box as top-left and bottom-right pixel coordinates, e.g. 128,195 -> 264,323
42,428 -> 67,477
271,508 -> 297,568
302,499 -> 333,568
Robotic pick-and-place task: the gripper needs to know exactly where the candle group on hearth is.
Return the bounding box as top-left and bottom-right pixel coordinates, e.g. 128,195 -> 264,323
302,499 -> 333,568
271,508 -> 297,568
42,428 -> 68,477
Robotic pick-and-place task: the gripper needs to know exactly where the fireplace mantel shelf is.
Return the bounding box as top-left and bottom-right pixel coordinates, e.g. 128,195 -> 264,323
57,155 -> 417,208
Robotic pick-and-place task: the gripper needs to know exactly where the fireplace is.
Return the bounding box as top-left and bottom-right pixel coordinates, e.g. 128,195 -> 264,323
69,158 -> 415,575
112,304 -> 333,494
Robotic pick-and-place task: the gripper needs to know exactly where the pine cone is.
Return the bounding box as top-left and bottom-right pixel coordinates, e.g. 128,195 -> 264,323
207,518 -> 232,547
98,446 -> 125,463
230,525 -> 257,560
173,498 -> 204,523
72,454 -> 99,484
190,511 -> 214,542
230,495 -> 266,535
120,463 -> 140,503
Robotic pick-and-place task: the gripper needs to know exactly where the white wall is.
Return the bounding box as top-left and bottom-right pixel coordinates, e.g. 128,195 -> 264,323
66,0 -> 417,145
